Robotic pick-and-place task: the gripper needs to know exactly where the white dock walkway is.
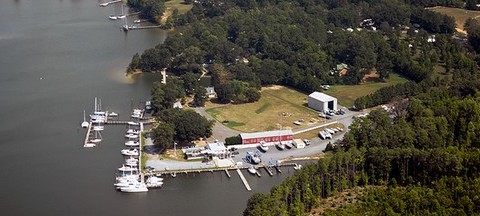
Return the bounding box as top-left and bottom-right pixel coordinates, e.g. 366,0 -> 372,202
236,169 -> 251,191
83,122 -> 92,146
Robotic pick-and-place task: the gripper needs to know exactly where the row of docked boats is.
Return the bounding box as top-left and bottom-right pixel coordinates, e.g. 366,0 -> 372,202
82,97 -> 118,148
257,141 -> 294,152
318,127 -> 344,140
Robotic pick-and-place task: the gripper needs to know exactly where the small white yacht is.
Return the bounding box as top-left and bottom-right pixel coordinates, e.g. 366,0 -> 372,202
247,166 -> 257,175
108,112 -> 118,117
121,148 -> 139,156
126,129 -> 140,135
118,165 -> 138,172
128,121 -> 139,126
145,176 -> 164,188
125,134 -> 139,139
293,164 -> 303,170
125,156 -> 139,164
109,15 -> 118,20
120,182 -> 148,193
125,140 -> 140,147
93,125 -> 104,131
83,143 -> 96,148
285,142 -> 293,149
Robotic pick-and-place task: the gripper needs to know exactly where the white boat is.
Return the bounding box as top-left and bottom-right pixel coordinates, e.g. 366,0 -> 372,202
319,131 -> 327,140
276,142 -> 285,150
118,165 -> 138,172
117,15 -> 126,19
108,112 -> 118,117
121,148 -> 139,156
323,130 -> 333,139
246,151 -> 262,164
99,3 -> 108,7
134,19 -> 142,23
125,140 -> 140,147
81,110 -> 89,128
109,15 -> 118,20
125,134 -> 139,139
83,143 -> 96,148
126,129 -> 140,135
116,174 -> 139,182
285,142 -> 293,149
89,130 -> 102,143
247,166 -> 257,175
145,176 -> 164,188
128,121 -> 139,126
125,161 -> 138,167
120,182 -> 148,193
336,127 -> 344,132
125,156 -> 139,164
93,125 -> 104,131
259,142 -> 269,152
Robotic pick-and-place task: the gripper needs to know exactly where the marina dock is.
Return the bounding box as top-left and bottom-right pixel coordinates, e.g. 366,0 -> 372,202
83,122 -> 93,146
224,169 -> 231,178
237,169 -> 251,191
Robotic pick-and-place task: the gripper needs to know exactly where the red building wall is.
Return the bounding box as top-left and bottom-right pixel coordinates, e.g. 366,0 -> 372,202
242,135 -> 293,144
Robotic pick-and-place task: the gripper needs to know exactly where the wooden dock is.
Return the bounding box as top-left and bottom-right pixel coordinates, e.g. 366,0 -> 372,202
237,169 -> 251,191
83,122 -> 93,146
263,165 -> 274,176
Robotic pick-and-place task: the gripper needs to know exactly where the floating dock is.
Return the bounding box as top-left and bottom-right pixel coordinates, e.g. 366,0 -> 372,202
224,169 -> 231,178
237,169 -> 251,191
83,122 -> 93,146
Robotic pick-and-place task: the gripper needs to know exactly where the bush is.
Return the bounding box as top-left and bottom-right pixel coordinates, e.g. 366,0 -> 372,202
225,136 -> 242,145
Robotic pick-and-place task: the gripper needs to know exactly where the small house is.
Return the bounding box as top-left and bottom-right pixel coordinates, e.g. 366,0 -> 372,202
205,87 -> 217,98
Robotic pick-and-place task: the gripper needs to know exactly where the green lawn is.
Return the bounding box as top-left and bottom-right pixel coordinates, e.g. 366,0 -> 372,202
165,0 -> 193,15
327,73 -> 408,108
206,86 -> 323,132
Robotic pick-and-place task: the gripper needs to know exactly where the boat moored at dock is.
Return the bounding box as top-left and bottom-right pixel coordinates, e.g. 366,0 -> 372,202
121,148 -> 139,156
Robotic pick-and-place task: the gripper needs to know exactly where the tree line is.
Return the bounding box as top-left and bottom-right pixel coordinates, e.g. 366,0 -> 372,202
129,0 -> 457,105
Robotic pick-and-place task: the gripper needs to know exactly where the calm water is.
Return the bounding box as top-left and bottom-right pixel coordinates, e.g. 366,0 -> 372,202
0,1 -> 291,215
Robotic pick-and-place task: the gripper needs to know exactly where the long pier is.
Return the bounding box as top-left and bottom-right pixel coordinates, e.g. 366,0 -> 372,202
237,169 -> 251,191
83,122 -> 93,146
126,25 -> 162,30
99,0 -> 121,7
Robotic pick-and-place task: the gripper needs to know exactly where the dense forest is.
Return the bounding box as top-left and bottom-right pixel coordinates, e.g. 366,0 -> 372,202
129,0 -> 460,105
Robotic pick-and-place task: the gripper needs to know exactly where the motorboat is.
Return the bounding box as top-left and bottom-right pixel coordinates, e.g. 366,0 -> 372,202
109,15 -> 118,20
89,130 -> 102,143
125,161 -> 138,167
285,142 -> 293,149
247,166 -> 257,175
90,138 -> 102,143
93,125 -> 104,131
116,174 -> 139,182
118,165 -> 138,172
94,111 -> 106,116
323,130 -> 333,139
336,127 -> 344,132
125,156 -> 138,164
125,134 -> 139,139
121,148 -> 139,156
259,142 -> 269,152
81,110 -> 89,128
332,127 -> 339,133
83,143 -> 96,148
276,142 -> 285,150
128,121 -> 139,126
120,182 -> 148,193
134,19 -> 141,23
99,3 -> 108,7
117,15 -> 126,19
319,131 -> 327,140
126,129 -> 140,135
125,140 -> 140,147
108,112 -> 118,117
145,176 -> 163,188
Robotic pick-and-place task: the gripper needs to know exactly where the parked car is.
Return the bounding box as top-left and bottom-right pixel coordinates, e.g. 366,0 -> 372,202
303,139 -> 312,146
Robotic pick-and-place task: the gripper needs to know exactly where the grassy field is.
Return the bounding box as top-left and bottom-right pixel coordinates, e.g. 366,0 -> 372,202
327,73 -> 408,108
206,86 -> 323,132
161,0 -> 193,24
427,6 -> 480,34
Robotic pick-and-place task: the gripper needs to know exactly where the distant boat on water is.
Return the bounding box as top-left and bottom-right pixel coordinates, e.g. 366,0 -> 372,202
81,110 -> 89,128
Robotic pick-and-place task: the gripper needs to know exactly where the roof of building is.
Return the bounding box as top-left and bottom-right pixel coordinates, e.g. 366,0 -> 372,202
240,130 -> 293,139
336,63 -> 349,71
308,92 -> 336,102
173,101 -> 183,109
206,141 -> 227,152
205,87 -> 216,94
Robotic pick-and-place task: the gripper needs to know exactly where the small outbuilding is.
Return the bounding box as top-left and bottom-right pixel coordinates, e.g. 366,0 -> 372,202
308,92 -> 337,113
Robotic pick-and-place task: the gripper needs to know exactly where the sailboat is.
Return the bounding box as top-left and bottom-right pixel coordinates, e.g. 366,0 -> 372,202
81,110 -> 89,128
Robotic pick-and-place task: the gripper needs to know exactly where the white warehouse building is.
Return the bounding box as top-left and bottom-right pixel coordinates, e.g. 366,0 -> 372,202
307,92 -> 337,113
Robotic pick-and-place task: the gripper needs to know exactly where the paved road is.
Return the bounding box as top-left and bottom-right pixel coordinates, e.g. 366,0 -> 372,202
194,107 -> 240,141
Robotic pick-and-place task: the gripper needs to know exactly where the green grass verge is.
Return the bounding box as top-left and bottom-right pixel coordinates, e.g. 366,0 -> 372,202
225,121 -> 246,127
206,108 -> 220,118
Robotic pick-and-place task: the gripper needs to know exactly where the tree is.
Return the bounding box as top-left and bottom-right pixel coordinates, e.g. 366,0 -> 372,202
193,87 -> 208,107
152,123 -> 175,153
127,53 -> 141,73
172,110 -> 213,141
182,72 -> 199,95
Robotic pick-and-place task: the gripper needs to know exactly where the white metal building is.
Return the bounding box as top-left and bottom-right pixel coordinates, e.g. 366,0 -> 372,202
308,92 -> 337,112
